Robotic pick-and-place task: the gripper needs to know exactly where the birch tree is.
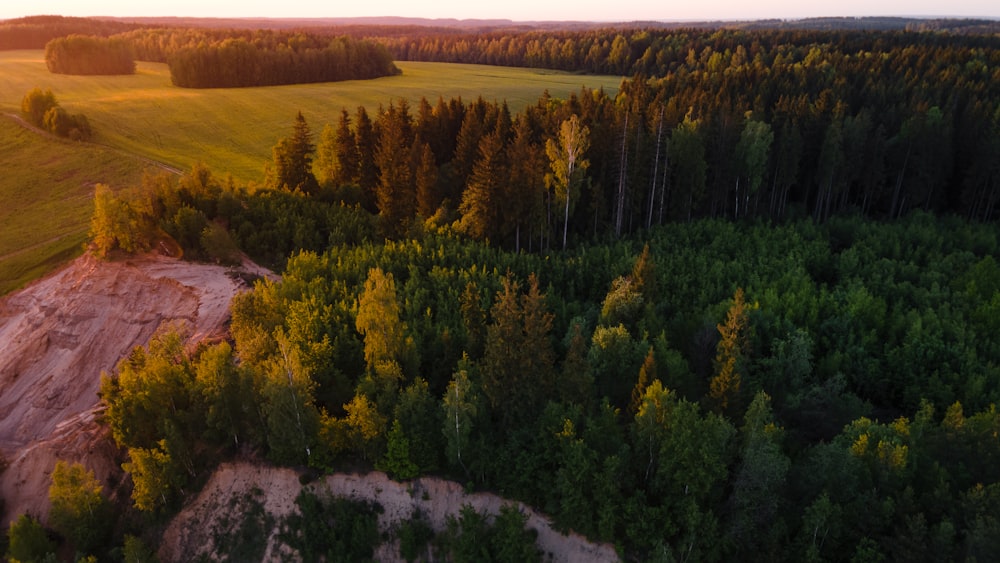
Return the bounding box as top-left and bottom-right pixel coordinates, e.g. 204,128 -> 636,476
546,115 -> 590,249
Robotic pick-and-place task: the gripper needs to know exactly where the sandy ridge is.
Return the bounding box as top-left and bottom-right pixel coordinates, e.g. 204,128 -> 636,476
0,252 -> 260,525
160,462 -> 621,563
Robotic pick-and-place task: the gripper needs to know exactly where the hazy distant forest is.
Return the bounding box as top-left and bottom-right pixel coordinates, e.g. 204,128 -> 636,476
4,14 -> 1000,563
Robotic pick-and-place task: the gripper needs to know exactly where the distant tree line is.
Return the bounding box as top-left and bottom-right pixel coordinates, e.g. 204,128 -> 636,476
166,34 -> 399,88
258,66 -> 996,254
0,15 -> 143,50
374,26 -> 1000,76
20,88 -> 91,140
45,34 -> 135,75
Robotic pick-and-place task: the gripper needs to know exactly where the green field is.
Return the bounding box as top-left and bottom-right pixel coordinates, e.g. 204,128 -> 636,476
0,50 -> 622,184
0,50 -> 621,294
0,117 -> 153,294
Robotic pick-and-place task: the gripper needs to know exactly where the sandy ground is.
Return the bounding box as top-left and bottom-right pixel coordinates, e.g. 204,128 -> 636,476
0,252 -> 264,525
160,462 -> 621,563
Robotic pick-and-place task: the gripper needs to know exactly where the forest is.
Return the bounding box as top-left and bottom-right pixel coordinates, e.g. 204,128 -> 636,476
165,34 -> 399,88
93,163 -> 1000,560
44,35 -> 135,75
4,14 -> 1000,562
1,18 -> 399,87
84,101 -> 1000,561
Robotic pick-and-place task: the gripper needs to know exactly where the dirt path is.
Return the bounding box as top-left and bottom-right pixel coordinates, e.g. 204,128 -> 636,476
160,462 -> 621,563
0,233 -> 71,264
3,112 -> 183,175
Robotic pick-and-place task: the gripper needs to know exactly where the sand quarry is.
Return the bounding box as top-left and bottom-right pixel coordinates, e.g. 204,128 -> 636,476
0,252 -> 618,562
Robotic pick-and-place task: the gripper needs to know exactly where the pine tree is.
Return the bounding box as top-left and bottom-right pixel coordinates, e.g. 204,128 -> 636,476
334,108 -> 360,187
377,419 -> 419,480
451,99 -> 488,193
505,116 -> 546,251
459,129 -> 507,241
415,141 -> 439,218
561,319 -> 594,408
270,111 -> 318,194
480,274 -> 555,427
374,101 -> 415,238
630,346 -> 656,416
355,105 -> 379,211
709,287 -> 752,417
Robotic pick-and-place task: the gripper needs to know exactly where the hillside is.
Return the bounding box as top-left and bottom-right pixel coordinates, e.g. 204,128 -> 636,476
0,252 -> 269,526
160,462 -> 618,562
0,115 -> 154,295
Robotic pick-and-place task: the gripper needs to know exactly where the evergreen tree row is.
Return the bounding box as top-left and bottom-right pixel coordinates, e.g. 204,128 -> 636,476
166,35 -> 399,88
44,34 -> 135,75
266,78 -> 996,256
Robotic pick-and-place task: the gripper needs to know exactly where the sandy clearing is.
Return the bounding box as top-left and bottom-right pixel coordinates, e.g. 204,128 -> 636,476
160,462 -> 620,563
0,252 -> 266,525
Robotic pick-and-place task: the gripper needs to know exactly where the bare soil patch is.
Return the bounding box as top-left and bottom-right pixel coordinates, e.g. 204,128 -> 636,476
160,462 -> 620,563
0,252 -> 265,525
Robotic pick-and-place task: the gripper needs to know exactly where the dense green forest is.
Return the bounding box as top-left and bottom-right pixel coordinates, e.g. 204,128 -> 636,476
120,27 -> 1000,226
4,15 -> 1000,562
44,35 -> 135,75
84,155 -> 1000,561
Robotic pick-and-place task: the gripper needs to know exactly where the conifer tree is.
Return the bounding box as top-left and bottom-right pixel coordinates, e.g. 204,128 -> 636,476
505,116 -> 546,251
459,129 -> 507,241
415,141 -> 439,218
709,287 -> 752,417
374,102 -> 416,238
631,242 -> 658,302
480,274 -> 555,427
334,109 -> 360,187
270,111 -> 318,194
355,106 -> 379,211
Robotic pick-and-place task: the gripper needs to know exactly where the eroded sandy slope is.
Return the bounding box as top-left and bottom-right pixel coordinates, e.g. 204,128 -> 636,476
160,462 -> 620,563
0,253 -> 265,525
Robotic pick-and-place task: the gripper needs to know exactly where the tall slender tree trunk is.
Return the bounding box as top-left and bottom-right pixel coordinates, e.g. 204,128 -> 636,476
649,108 -> 664,229
891,146 -> 910,219
615,112 -> 629,237
659,144 -> 670,224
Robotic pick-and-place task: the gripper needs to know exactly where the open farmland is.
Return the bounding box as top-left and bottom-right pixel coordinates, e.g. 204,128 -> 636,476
0,117 -> 152,294
0,50 -> 622,184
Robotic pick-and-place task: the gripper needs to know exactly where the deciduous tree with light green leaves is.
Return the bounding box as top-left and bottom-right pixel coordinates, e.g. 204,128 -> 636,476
48,460 -> 112,554
546,115 -> 590,250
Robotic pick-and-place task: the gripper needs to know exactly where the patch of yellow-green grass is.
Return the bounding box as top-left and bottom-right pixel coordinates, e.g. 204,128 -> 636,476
0,117 -> 154,295
0,50 -> 622,184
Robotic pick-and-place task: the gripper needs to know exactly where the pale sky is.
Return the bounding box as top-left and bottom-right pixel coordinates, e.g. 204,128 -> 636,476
2,0 -> 998,22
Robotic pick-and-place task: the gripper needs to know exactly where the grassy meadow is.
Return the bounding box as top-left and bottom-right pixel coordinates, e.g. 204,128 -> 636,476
0,49 -> 621,294
0,50 -> 622,184
0,117 -> 153,294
